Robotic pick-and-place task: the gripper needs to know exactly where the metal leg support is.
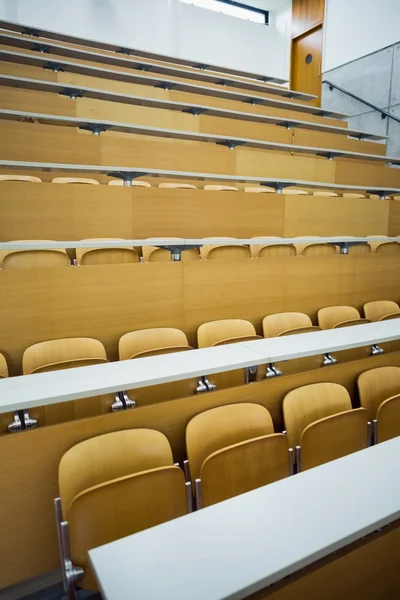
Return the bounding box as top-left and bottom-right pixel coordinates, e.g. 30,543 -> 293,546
54,498 -> 83,599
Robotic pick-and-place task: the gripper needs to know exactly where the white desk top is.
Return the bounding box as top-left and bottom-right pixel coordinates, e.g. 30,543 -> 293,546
0,49 -> 345,119
0,109 -> 394,164
0,33 -> 313,100
0,18 -> 289,84
0,75 -> 385,140
89,437 -> 400,600
0,321 -> 399,414
0,160 -> 399,194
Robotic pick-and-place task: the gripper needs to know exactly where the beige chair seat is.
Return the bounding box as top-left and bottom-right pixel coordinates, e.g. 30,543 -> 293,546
52,177 -> 100,185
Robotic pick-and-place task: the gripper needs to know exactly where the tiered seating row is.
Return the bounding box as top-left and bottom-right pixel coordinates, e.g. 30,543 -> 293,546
0,18 -> 289,83
0,49 -> 343,119
0,32 -> 311,99
0,74 -> 384,142
0,109 -> 396,166
89,436 -> 400,600
1,161 -> 399,196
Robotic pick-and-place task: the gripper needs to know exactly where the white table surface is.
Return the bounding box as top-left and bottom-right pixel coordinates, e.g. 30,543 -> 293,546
89,437 -> 400,600
0,321 -> 399,414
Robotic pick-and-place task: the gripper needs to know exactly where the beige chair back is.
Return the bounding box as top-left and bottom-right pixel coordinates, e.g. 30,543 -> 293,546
376,395 -> 400,443
158,183 -> 197,189
76,239 -> 139,265
363,300 -> 400,322
283,382 -> 352,448
358,366 -> 400,420
318,305 -> 364,329
263,312 -> 315,338
197,319 -> 260,348
0,175 -> 42,182
204,185 -> 238,191
52,177 -> 100,185
119,328 -> 191,360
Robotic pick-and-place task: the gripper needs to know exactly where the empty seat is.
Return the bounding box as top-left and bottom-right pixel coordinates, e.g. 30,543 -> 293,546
204,185 -> 238,192
119,328 -> 200,405
244,186 -> 275,193
0,353 -> 7,378
318,305 -> 371,362
142,239 -> 200,262
284,189 -> 308,195
52,177 -> 100,185
108,179 -> 151,187
363,300 -> 400,322
0,175 -> 42,182
0,241 -> 70,269
296,240 -> 337,256
342,193 -> 366,199
358,365 -> 400,418
366,236 -> 395,253
56,430 -> 189,592
283,382 -> 369,471
262,312 -> 323,375
318,305 -> 370,329
76,239 -> 140,265
197,319 -> 261,389
21,338 -> 116,427
158,183 -> 197,189
186,403 -> 290,508
250,237 -> 296,258
313,191 -> 339,197
200,238 -> 251,260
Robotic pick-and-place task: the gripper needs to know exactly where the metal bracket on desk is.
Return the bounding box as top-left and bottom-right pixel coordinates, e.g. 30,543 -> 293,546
368,189 -> 392,200
265,363 -> 282,378
216,79 -> 232,87
8,410 -> 38,433
261,182 -> 293,195
183,107 -> 208,116
275,121 -> 295,131
59,88 -> 83,100
118,47 -> 132,55
333,241 -> 369,255
244,365 -> 258,383
257,76 -> 273,83
22,27 -> 40,37
32,43 -> 50,53
316,151 -> 344,161
154,244 -> 203,261
216,140 -> 246,150
245,98 -> 262,106
138,64 -> 150,72
107,171 -> 149,186
44,61 -> 65,73
195,64 -> 209,70
371,344 -> 384,355
156,82 -> 175,91
79,123 -> 111,136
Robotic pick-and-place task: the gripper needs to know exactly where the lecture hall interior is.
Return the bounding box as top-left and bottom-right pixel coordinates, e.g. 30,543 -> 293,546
0,0 -> 400,598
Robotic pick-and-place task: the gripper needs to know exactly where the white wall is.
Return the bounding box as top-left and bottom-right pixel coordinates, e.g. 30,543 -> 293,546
323,0 -> 400,72
0,0 -> 291,80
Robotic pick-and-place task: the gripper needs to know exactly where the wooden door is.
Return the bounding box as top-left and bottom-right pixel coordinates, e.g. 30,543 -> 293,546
291,25 -> 323,106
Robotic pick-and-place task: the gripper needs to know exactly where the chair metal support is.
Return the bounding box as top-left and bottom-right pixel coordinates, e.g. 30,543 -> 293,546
195,478 -> 203,510
261,182 -> 293,195
373,419 -> 378,445
59,88 -> 83,100
33,43 -> 50,53
44,61 -> 65,73
54,498 -> 83,600
265,363 -> 282,378
107,171 -> 148,186
333,241 -> 369,255
295,446 -> 302,474
244,365 -> 258,384
371,344 -> 384,355
183,459 -> 191,482
185,481 -> 193,513
79,123 -> 110,136
196,376 -> 216,393
154,244 -> 202,261
289,447 -> 295,476
323,353 -> 337,365
8,410 -> 38,433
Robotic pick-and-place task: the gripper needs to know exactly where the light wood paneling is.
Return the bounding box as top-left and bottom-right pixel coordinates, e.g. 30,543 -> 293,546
235,147 -> 336,182
0,183 -> 286,241
388,200 -> 400,236
293,128 -> 386,157
335,159 -> 400,188
291,26 -> 323,105
284,196 -> 389,236
251,523 -> 400,600
0,351 -> 399,590
292,0 -> 325,38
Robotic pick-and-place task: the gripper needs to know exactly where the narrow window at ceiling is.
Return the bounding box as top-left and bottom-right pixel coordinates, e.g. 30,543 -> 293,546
180,0 -> 269,25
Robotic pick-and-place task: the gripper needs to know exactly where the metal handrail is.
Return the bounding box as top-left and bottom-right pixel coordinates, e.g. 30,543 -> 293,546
322,80 -> 400,124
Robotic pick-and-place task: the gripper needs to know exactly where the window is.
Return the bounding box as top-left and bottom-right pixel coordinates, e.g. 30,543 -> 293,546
181,0 -> 269,25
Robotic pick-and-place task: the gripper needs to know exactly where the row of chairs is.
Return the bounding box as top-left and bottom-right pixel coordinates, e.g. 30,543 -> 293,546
0,175 -> 397,199
1,300 -> 399,432
1,236 -> 398,268
57,371 -> 400,593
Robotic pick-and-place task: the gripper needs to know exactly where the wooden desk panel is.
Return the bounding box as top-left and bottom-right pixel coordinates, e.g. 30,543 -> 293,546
284,196 -> 389,237
388,200 -> 400,236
